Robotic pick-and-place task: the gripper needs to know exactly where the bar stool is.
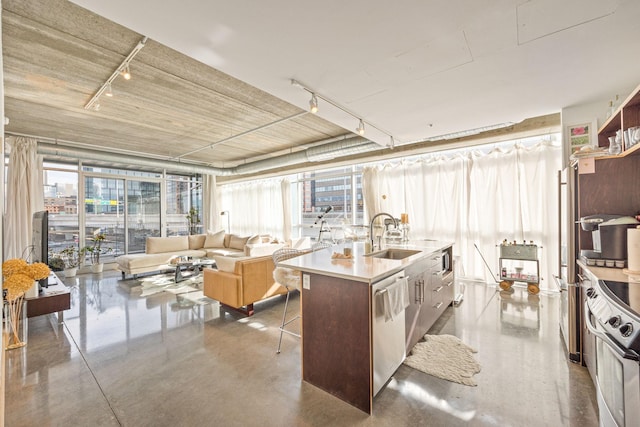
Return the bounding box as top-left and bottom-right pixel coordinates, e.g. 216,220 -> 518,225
310,241 -> 333,251
273,248 -> 306,354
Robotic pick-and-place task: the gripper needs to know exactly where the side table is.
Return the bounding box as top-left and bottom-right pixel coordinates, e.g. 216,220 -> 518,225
26,272 -> 71,323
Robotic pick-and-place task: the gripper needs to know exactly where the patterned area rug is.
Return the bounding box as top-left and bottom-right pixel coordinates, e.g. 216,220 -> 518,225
404,334 -> 481,386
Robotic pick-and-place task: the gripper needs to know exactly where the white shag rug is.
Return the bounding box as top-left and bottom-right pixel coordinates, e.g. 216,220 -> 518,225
404,334 -> 481,386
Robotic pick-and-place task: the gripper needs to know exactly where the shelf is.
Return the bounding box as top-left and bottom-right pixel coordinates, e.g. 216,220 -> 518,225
595,139 -> 640,161
597,81 -> 640,156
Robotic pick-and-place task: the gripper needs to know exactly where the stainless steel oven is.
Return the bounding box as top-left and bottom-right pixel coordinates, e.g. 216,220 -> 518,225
584,280 -> 640,427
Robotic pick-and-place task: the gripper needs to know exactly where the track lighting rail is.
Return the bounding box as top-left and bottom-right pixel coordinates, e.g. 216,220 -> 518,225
84,36 -> 148,111
291,78 -> 397,147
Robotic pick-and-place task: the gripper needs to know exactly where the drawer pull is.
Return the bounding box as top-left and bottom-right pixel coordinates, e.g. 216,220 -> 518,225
434,302 -> 443,309
433,286 -> 443,293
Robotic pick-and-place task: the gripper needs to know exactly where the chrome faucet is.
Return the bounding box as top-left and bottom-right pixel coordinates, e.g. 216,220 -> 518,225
369,212 -> 398,251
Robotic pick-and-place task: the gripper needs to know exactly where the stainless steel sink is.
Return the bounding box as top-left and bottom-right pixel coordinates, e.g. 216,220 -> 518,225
365,248 -> 421,260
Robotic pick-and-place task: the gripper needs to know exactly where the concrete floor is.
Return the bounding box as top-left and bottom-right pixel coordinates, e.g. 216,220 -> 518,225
5,271 -> 598,426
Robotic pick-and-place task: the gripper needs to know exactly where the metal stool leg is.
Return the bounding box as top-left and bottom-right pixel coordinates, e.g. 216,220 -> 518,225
276,287 -> 301,354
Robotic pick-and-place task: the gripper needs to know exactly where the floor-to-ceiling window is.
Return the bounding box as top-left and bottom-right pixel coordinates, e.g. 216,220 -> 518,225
166,174 -> 202,236
44,162 -> 80,256
126,180 -> 161,253
290,165 -> 364,242
84,175 -> 125,260
43,162 -> 201,264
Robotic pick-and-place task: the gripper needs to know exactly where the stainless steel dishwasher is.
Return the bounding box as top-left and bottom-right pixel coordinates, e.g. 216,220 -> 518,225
372,270 -> 408,396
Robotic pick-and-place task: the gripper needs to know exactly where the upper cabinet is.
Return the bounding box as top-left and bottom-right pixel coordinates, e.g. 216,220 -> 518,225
598,82 -> 640,158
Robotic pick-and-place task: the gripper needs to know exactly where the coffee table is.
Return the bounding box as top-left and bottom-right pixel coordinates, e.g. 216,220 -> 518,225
165,258 -> 216,283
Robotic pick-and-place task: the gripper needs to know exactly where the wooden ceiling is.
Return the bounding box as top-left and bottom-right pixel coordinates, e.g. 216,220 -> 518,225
2,0 -> 351,172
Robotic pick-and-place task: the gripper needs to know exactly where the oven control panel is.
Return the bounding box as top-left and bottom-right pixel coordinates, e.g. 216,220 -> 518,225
587,283 -> 640,353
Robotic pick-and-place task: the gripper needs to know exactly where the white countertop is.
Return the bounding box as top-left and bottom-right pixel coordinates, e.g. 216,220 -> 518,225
278,240 -> 453,283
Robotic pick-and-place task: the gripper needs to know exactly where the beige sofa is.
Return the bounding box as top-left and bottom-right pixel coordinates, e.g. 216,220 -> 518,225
115,230 -> 285,278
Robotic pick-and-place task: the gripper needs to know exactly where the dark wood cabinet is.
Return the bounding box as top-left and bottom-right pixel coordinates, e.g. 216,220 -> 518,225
26,273 -> 70,322
301,273 -> 372,413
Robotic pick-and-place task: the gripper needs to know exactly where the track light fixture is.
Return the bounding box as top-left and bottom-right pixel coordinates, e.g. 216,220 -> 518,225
309,94 -> 318,114
290,78 -> 397,148
85,36 -> 147,111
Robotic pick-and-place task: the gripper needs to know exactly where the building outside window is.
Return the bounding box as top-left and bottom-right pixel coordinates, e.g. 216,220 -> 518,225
44,163 -> 80,257
42,162 -> 202,263
293,165 -> 364,242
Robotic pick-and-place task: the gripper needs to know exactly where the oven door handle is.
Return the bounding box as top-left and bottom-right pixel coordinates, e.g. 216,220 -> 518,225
584,301 -> 640,361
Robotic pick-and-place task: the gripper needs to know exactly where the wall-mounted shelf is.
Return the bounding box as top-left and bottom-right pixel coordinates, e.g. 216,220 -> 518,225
597,82 -> 640,158
595,142 -> 640,160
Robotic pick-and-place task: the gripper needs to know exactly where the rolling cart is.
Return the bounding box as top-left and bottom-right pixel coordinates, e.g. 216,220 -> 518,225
499,241 -> 541,295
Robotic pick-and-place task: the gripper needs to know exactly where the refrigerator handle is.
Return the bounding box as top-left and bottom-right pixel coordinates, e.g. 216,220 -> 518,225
552,274 -> 565,291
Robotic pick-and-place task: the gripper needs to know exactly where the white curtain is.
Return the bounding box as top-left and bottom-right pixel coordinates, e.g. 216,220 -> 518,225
4,137 -> 45,297
362,138 -> 561,290
202,174 -> 219,233
218,178 -> 288,239
4,136 -> 44,260
281,179 -> 292,242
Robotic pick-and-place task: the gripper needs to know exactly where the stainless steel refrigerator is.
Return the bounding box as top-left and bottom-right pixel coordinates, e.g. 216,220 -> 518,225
556,167 -> 580,363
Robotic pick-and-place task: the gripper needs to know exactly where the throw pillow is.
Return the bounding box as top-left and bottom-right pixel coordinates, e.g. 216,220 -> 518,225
188,234 -> 206,249
228,234 -> 250,250
246,235 -> 261,245
204,230 -> 225,248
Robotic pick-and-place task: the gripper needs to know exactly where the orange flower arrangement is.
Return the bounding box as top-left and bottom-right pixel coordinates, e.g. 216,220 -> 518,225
2,258 -> 50,300
2,258 -> 50,349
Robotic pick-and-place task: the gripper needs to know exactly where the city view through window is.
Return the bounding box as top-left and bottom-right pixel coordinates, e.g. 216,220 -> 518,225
44,163 -> 201,264
42,162 -> 365,266
295,166 -> 365,242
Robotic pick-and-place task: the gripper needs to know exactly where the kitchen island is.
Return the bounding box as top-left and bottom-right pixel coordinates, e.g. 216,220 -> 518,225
278,240 -> 454,413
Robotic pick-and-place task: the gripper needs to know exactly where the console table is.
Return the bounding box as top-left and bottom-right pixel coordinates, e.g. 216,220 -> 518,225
26,273 -> 71,323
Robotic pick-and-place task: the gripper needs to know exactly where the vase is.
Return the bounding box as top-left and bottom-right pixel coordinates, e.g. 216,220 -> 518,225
63,267 -> 78,278
91,263 -> 104,273
4,297 -> 28,350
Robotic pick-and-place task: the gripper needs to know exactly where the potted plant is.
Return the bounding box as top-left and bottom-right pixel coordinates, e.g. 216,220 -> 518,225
47,249 -> 65,272
186,207 -> 201,235
83,230 -> 112,273
57,245 -> 81,278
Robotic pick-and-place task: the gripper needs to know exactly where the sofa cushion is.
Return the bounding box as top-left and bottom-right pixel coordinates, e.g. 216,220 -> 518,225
117,250 -> 207,270
204,230 -> 226,248
188,234 -> 206,249
228,234 -> 250,250
206,248 -> 245,258
146,236 -> 189,254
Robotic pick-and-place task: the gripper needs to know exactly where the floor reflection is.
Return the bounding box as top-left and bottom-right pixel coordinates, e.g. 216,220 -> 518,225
62,273 -> 221,353
5,271 -> 598,426
498,286 -> 541,335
